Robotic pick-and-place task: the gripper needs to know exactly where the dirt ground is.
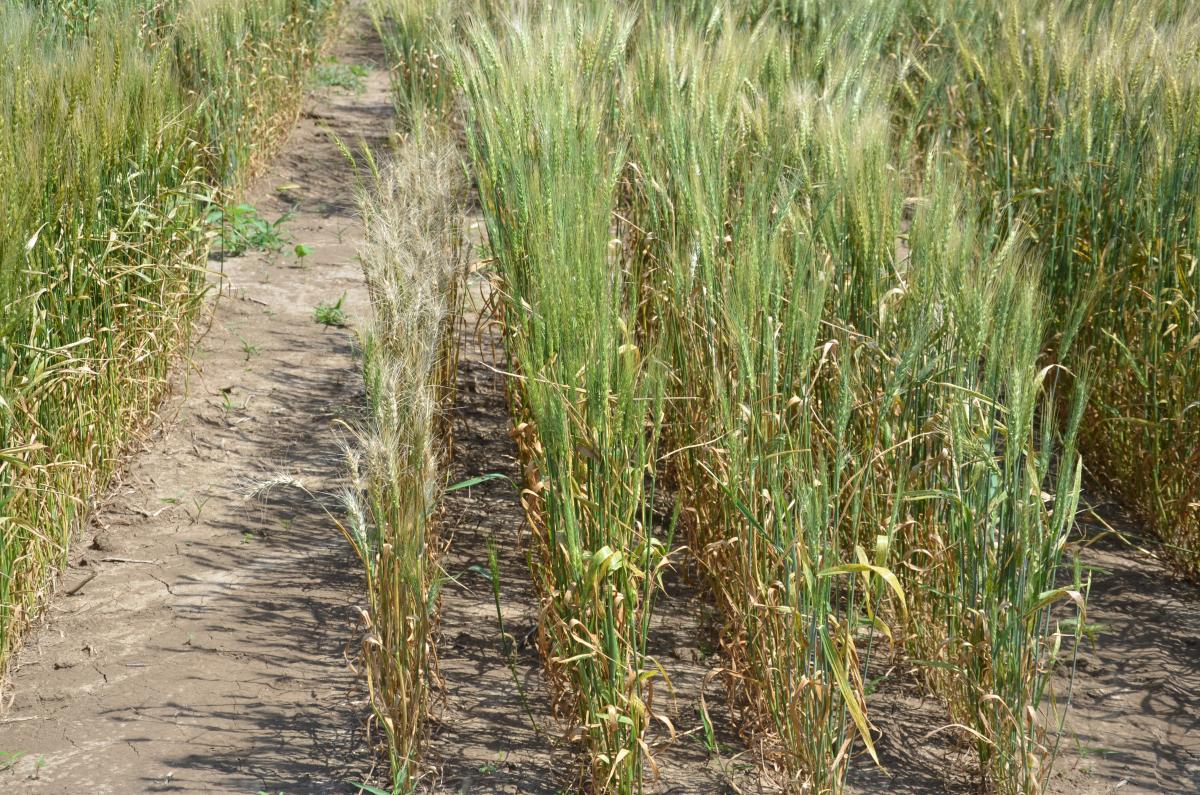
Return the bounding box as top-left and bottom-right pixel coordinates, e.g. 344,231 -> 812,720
3,6 -> 1199,795
1048,502 -> 1200,794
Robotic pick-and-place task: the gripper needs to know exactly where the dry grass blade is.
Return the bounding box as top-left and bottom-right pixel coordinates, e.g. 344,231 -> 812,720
342,126 -> 470,793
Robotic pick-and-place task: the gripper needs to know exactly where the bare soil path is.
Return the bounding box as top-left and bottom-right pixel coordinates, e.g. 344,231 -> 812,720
0,10 -> 390,793
1050,502 -> 1200,794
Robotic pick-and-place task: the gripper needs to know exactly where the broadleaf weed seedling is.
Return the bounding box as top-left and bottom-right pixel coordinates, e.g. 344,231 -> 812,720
206,202 -> 292,256
313,294 -> 348,327
312,58 -> 370,93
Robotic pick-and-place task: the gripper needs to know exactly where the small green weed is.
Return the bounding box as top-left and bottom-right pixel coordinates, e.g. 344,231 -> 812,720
313,294 -> 348,327
189,496 -> 210,523
218,387 -> 249,413
312,59 -> 369,93
206,202 -> 291,256
235,332 -> 260,361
